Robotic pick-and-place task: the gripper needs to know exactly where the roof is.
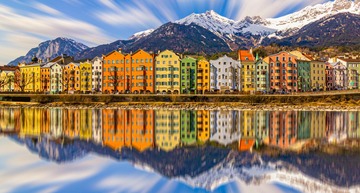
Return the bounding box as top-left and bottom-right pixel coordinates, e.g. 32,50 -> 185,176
0,66 -> 18,71
41,62 -> 58,68
50,56 -> 62,63
238,50 -> 255,62
289,51 -> 312,61
21,63 -> 43,67
337,58 -> 360,63
238,138 -> 255,152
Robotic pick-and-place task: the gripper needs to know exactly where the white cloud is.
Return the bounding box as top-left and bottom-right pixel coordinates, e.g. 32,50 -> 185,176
0,4 -> 113,65
96,0 -> 163,27
33,2 -> 63,16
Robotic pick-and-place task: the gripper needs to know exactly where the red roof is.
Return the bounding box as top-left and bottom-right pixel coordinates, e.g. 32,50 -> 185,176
238,138 -> 255,152
238,50 -> 255,62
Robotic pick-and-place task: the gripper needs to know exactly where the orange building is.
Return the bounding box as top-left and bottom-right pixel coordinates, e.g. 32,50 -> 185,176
267,111 -> 298,149
268,51 -> 298,92
102,109 -> 154,151
130,50 -> 155,94
40,63 -> 51,92
63,62 -> 80,93
63,109 -> 80,138
102,49 -> 155,94
40,109 -> 50,135
102,109 -> 131,150
102,50 -> 126,93
130,109 -> 155,151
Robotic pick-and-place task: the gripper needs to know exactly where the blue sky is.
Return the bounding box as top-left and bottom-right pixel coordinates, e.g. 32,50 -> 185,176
0,0 -> 329,64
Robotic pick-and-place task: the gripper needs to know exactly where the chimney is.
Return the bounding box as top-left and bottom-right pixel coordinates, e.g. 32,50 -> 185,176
118,48 -> 122,53
47,57 -> 50,62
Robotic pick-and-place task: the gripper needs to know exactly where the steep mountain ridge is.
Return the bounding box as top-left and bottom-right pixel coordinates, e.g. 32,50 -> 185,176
8,37 -> 88,65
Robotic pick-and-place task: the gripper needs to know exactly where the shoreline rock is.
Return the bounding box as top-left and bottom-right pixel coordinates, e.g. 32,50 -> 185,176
0,101 -> 359,111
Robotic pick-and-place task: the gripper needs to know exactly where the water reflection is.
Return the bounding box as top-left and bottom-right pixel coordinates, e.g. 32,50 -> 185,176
1,108 -> 360,151
1,108 -> 360,192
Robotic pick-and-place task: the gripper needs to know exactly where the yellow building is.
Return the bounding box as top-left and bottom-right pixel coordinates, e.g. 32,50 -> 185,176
155,110 -> 180,151
0,70 -> 15,92
197,110 -> 210,143
80,61 -> 92,93
239,50 -> 256,93
80,109 -> 92,141
19,108 -> 41,137
310,111 -> 326,139
63,62 -> 80,93
196,59 -> 210,94
310,60 -> 326,91
19,63 -> 41,92
155,50 -> 181,94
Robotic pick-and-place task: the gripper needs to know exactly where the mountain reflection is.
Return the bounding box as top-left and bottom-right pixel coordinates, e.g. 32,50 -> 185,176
1,108 -> 360,151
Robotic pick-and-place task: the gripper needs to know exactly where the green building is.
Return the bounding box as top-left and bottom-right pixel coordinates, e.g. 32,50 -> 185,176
297,111 -> 311,140
297,60 -> 311,92
180,56 -> 197,94
180,110 -> 197,145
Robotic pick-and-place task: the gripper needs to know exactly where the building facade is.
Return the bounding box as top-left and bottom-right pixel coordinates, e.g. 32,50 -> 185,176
130,49 -> 155,94
49,63 -> 63,94
310,60 -> 326,91
180,56 -> 197,94
210,55 -> 241,93
155,50 -> 181,93
196,59 -> 210,94
63,62 -> 80,93
239,50 -> 256,93
91,57 -> 103,92
255,58 -> 269,92
80,61 -> 92,93
268,51 -> 298,93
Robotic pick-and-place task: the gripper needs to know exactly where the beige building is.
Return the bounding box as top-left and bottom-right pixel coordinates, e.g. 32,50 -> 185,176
155,50 -> 181,94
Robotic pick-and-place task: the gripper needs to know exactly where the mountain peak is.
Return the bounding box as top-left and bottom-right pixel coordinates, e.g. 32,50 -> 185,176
8,37 -> 88,65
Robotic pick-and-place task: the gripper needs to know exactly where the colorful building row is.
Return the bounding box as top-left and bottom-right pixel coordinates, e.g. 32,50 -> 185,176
1,50 -> 359,93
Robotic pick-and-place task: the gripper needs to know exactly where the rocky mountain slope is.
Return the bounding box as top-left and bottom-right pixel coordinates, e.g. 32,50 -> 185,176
8,37 -> 88,65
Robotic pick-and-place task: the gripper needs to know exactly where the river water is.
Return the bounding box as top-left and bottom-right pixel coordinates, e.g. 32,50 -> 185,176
0,107 -> 359,193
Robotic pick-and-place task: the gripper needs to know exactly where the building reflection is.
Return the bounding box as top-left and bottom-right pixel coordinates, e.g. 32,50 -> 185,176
155,110 -> 180,151
1,108 -> 359,151
210,110 -> 241,146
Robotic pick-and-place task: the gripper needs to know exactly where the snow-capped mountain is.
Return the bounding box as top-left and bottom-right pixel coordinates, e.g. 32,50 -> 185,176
129,29 -> 155,40
175,0 -> 360,41
8,37 -> 88,65
72,0 -> 360,61
175,10 -> 236,37
267,0 -> 360,36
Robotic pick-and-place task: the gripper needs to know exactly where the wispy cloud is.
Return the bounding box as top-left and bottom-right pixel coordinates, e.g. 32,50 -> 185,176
96,0 -> 164,27
0,3 -> 113,64
33,2 -> 63,16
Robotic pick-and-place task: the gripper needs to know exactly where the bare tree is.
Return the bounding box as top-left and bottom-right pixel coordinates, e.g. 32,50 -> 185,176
41,76 -> 50,93
0,77 -> 8,92
108,66 -> 120,93
14,71 -> 33,92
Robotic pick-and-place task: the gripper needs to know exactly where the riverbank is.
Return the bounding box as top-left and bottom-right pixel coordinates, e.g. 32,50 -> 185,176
0,101 -> 360,111
0,92 -> 360,111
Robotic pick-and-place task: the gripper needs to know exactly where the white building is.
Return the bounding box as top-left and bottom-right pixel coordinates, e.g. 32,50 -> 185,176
92,109 -> 102,144
333,62 -> 348,90
50,108 -> 63,138
210,110 -> 241,146
48,62 -> 63,94
91,56 -> 103,92
210,55 -> 241,93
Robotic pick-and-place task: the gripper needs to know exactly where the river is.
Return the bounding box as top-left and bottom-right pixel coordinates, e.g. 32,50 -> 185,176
0,107 -> 359,193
